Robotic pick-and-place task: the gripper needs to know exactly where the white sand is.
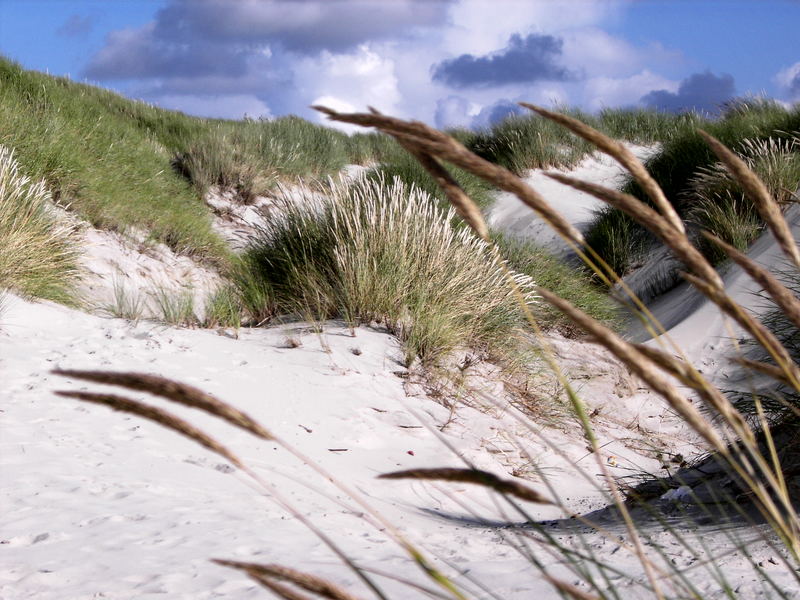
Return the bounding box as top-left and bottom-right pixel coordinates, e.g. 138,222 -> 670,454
3,284 -> 724,599
2,164 -> 797,598
487,144 -> 658,256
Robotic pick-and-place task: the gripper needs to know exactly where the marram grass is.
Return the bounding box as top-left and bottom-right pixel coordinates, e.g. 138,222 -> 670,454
0,144 -> 80,303
242,175 -> 536,364
53,105 -> 800,599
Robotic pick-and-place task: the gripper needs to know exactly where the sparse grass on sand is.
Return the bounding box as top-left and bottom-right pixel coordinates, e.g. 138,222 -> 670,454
202,285 -> 242,329
0,145 -> 80,304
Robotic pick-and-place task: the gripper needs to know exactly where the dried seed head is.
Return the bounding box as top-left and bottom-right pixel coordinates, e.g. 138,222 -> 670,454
53,370 -> 273,440
378,467 -> 551,504
56,390 -> 244,469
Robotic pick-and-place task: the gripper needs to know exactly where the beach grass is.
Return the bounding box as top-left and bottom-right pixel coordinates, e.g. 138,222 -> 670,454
0,57 -> 394,267
585,99 -> 800,276
0,145 -> 80,304
239,176 -> 536,364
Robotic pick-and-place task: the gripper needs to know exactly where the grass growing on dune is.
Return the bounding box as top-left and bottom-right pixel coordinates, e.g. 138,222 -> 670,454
0,58 -> 228,263
465,106 -> 695,176
688,133 -> 800,263
0,145 -> 80,303
241,176 -> 535,364
56,106 -> 800,600
492,232 -> 619,333
585,99 -> 800,276
0,57 -> 393,264
365,139 -> 496,213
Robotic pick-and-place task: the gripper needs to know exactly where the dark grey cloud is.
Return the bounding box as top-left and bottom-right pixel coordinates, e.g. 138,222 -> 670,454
57,14 -> 93,37
84,24 -> 252,80
83,0 -> 450,83
431,33 -> 578,88
641,71 -> 735,115
153,0 -> 450,53
476,99 -> 526,127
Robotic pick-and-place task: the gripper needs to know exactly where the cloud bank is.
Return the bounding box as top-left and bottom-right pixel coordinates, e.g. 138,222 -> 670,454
80,0 -> 745,128
431,33 -> 578,88
641,71 -> 736,115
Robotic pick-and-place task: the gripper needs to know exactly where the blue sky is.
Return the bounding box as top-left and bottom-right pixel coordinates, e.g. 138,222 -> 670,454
1,0 -> 798,130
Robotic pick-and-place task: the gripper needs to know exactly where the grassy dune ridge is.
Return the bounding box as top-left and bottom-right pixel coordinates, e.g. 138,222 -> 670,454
586,100 -> 800,275
5,57 -> 797,365
0,57 -> 392,265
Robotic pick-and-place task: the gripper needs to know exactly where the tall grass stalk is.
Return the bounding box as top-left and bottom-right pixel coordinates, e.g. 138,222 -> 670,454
317,103 -> 800,595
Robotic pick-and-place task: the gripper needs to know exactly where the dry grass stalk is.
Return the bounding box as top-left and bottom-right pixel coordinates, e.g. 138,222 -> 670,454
544,171 -> 723,288
680,273 -> 800,385
631,342 -> 753,439
313,105 -> 584,248
704,231 -> 800,334
519,103 -> 684,234
698,130 -> 800,271
395,138 -> 489,240
213,560 -> 364,600
244,576 -> 314,600
55,390 -> 244,468
378,467 -> 552,504
53,369 -> 273,440
536,287 -> 727,452
734,357 -> 796,388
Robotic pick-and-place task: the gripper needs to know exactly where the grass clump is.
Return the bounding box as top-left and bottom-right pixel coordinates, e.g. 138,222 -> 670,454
465,106 -> 693,177
241,176 -> 535,364
584,100 -> 800,276
150,285 -> 197,326
0,145 -> 80,303
468,109 -> 595,174
102,279 -> 146,322
172,119 -> 395,203
365,137 -> 496,214
203,285 -> 242,329
688,133 -> 800,263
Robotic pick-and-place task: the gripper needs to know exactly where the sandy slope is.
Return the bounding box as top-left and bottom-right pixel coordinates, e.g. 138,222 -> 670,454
1,289 -> 711,599
487,145 -> 658,256
3,163 -> 798,598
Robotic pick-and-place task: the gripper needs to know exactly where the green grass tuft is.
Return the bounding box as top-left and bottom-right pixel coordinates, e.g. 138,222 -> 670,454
584,101 -> 800,276
0,145 -> 81,304
240,176 -> 536,364
203,285 -> 243,329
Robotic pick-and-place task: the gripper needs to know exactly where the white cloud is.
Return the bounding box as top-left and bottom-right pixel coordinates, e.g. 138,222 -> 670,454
582,70 -> 678,111
152,94 -> 273,120
296,45 -> 402,131
82,0 -> 697,126
775,61 -> 800,100
440,0 -> 620,56
433,95 -> 481,129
